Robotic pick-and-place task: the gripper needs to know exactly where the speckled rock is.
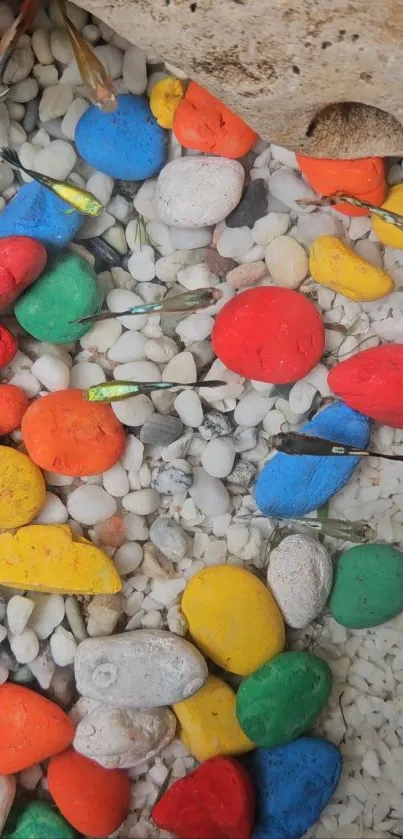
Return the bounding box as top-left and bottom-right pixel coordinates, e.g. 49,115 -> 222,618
75,629 -> 208,707
254,401 -> 370,517
267,534 -> 333,628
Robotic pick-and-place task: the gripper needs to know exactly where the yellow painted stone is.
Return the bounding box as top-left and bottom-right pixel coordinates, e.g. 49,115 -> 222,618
150,77 -> 186,128
0,446 -> 45,528
173,675 -> 254,761
309,234 -> 394,301
181,564 -> 285,676
372,184 -> 403,248
0,524 -> 122,594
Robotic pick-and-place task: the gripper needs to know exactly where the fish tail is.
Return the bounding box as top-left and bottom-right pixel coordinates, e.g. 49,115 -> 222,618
0,146 -> 42,186
194,380 -> 227,388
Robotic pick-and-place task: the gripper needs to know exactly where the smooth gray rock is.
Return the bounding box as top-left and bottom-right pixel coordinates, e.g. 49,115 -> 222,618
75,629 -> 207,707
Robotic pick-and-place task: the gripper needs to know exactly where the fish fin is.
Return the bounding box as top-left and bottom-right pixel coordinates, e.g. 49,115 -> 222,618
63,208 -> 76,215
0,146 -> 22,170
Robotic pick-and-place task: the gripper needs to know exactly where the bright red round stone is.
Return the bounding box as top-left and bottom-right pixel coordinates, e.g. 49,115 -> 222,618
212,286 -> 325,383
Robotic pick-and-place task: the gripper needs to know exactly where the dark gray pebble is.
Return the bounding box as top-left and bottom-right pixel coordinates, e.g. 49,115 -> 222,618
115,180 -> 142,201
199,411 -> 233,440
23,97 -> 39,133
226,179 -> 269,229
87,236 -> 123,268
140,414 -> 183,445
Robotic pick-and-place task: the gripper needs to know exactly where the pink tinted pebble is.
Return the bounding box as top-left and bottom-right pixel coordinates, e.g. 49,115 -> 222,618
0,237 -> 47,310
95,515 -> 125,547
0,325 -> 17,367
226,262 -> 268,289
212,287 -> 325,384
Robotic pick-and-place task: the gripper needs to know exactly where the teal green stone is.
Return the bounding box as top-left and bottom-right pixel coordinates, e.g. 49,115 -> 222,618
329,543 -> 403,628
5,802 -> 75,839
236,651 -> 333,748
15,252 -> 102,343
10,666 -> 34,685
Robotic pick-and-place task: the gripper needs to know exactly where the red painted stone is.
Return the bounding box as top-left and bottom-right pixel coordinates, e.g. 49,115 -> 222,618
152,756 -> 255,839
328,344 -> 403,428
0,325 -> 17,367
173,81 -> 258,158
0,236 -> 47,311
212,286 -> 325,384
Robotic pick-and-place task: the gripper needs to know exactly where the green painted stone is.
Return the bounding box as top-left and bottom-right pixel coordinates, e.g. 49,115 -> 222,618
15,252 -> 102,343
236,651 -> 333,748
329,543 -> 403,628
5,802 -> 75,839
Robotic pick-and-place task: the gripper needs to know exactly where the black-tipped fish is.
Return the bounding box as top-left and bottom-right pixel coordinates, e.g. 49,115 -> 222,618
85,379 -> 227,403
297,193 -> 403,232
72,288 -> 223,325
269,431 -> 403,462
236,512 -> 375,543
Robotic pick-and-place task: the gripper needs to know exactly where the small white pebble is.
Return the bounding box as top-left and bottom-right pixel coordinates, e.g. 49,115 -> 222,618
7,595 -> 34,635
31,354 -> 70,391
27,593 -> 65,640
265,235 -> 308,288
103,462 -> 130,497
122,488 -> 161,515
70,362 -> 105,389
9,628 -> 39,664
67,485 -> 117,525
50,626 -> 77,666
33,492 -> 68,524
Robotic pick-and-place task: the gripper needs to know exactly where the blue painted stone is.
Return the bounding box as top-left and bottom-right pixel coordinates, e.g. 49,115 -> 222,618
75,94 -> 167,180
0,182 -> 83,248
244,737 -> 342,839
254,401 -> 370,517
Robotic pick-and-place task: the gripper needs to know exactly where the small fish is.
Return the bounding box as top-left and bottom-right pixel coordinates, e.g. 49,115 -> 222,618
236,512 -> 375,543
0,0 -> 39,78
72,288 -> 223,324
0,147 -> 104,216
57,0 -> 116,112
85,379 -> 227,403
297,193 -> 403,232
269,431 -> 403,462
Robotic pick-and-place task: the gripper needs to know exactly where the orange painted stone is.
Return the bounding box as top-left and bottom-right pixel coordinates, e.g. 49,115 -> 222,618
0,683 -> 74,773
173,81 -> 258,158
297,155 -> 386,216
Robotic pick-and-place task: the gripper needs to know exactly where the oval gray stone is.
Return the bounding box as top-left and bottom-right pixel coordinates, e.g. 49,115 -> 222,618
140,413 -> 183,445
149,516 -> 188,561
73,703 -> 176,769
74,629 -> 207,707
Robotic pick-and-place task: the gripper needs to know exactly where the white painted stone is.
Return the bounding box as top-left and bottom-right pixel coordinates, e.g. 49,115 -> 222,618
267,534 -> 333,628
156,157 -> 245,228
74,703 -> 176,768
75,629 -> 208,707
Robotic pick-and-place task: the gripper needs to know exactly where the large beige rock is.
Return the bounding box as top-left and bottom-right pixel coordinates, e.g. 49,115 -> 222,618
76,0 -> 403,157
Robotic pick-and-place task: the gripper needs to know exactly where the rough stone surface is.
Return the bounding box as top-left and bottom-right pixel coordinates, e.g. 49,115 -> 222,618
72,0 -> 403,157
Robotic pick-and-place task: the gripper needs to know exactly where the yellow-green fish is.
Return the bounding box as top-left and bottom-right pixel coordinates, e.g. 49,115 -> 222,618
0,147 -> 104,216
85,379 -> 226,403
298,193 -> 403,232
72,287 -> 223,324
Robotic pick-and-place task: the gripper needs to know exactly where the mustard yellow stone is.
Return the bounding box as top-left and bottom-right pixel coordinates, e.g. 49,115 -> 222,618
0,524 -> 122,594
0,446 -> 45,528
173,675 -> 254,761
372,184 -> 403,248
150,77 -> 186,128
181,564 -> 285,676
309,234 -> 394,301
